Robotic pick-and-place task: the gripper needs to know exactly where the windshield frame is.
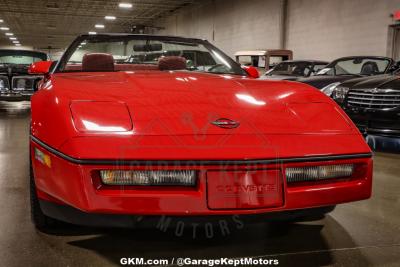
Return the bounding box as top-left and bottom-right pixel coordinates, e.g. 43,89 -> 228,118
317,56 -> 394,76
0,49 -> 48,65
54,34 -> 247,76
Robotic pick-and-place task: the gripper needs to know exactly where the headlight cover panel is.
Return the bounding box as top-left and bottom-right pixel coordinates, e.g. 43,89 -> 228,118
70,101 -> 133,133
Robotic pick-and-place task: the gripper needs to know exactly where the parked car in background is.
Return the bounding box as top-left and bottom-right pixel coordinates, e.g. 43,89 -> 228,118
259,60 -> 329,81
28,34 -> 372,231
0,49 -> 48,101
330,63 -> 400,152
235,49 -> 293,75
298,56 -> 395,95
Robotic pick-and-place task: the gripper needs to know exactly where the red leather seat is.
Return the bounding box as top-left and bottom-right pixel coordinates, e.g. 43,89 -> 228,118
158,56 -> 187,71
82,53 -> 115,72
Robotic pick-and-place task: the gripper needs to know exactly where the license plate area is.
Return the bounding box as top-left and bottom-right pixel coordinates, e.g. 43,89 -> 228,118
207,169 -> 283,210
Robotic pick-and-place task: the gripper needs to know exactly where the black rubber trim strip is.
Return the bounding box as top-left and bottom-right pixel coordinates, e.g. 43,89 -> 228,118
31,135 -> 373,166
39,199 -> 336,228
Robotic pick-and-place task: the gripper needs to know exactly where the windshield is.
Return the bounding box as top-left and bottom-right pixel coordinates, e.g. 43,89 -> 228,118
0,51 -> 47,64
57,35 -> 246,76
317,58 -> 391,76
267,62 -> 313,76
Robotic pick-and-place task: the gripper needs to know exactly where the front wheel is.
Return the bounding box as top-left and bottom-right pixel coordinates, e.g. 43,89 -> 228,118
30,163 -> 58,231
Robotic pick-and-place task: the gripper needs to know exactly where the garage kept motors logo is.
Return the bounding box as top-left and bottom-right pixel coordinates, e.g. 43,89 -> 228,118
117,111 -> 277,239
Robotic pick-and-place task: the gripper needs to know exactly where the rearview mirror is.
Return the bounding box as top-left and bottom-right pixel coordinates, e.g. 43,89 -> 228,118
133,43 -> 162,52
29,61 -> 54,75
242,66 -> 260,78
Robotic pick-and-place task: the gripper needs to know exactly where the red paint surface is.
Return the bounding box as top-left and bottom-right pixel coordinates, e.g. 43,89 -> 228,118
28,61 -> 52,74
207,169 -> 283,209
394,10 -> 400,21
30,69 -> 373,215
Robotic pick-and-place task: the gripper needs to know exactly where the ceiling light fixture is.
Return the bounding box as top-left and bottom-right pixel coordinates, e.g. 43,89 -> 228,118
88,31 -> 97,35
12,41 -> 19,44
15,44 -> 21,46
0,27 -> 9,31
0,19 -> 3,23
9,37 -> 17,40
95,24 -> 105,29
5,33 -> 14,36
119,3 -> 132,8
105,16 -> 116,20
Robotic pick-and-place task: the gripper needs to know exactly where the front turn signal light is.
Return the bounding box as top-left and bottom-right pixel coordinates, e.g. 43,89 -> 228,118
34,148 -> 51,168
286,164 -> 354,183
99,170 -> 197,186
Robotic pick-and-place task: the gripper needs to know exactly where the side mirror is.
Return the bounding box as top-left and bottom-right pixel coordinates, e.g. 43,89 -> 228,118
29,61 -> 53,75
242,66 -> 260,78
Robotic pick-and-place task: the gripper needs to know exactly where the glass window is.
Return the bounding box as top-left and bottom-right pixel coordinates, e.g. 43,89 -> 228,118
318,58 -> 391,76
0,55 -> 45,64
59,36 -> 245,76
267,62 -> 313,77
237,56 -> 265,68
313,64 -> 327,73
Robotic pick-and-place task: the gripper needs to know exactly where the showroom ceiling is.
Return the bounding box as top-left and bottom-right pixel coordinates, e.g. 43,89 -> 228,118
0,0 -> 195,50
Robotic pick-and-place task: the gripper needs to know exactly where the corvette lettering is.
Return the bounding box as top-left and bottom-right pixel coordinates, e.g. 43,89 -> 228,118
216,184 -> 277,193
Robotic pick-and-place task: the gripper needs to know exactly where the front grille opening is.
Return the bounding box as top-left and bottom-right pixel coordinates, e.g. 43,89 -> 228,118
347,89 -> 400,109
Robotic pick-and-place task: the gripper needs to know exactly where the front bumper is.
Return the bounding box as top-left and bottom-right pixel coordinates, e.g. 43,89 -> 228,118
39,200 -> 336,228
365,135 -> 400,153
343,106 -> 400,152
0,91 -> 32,101
344,106 -> 400,136
31,138 -> 373,218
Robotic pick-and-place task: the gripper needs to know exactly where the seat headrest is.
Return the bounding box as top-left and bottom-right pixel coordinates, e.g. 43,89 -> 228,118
158,56 -> 187,71
82,53 -> 114,72
360,61 -> 379,75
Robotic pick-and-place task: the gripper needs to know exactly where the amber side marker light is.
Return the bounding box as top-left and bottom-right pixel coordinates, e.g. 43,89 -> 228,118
34,148 -> 51,168
286,164 -> 354,183
99,170 -> 197,186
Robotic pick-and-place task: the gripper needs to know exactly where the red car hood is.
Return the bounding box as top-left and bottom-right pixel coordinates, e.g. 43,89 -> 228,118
52,71 -> 353,136
31,71 -> 370,160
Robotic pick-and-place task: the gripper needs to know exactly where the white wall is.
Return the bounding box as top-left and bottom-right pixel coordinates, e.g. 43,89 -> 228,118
286,0 -> 400,60
156,0 -> 400,61
158,0 -> 283,57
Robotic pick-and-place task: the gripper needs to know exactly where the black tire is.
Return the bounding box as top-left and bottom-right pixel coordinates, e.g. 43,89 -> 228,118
30,163 -> 58,231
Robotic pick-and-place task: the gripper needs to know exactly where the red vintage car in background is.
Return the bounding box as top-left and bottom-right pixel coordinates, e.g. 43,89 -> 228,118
29,34 -> 373,231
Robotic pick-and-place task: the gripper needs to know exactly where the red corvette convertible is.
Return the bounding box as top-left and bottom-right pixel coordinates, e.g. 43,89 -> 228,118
29,34 -> 373,231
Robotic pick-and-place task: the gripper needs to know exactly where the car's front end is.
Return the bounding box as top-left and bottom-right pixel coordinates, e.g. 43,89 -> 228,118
0,50 -> 47,101
335,75 -> 400,152
29,34 -> 374,230
31,133 -> 372,227
298,56 -> 395,93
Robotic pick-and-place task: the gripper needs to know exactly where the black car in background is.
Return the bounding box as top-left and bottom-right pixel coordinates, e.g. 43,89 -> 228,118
298,56 -> 395,95
259,60 -> 329,81
331,65 -> 400,152
0,49 -> 48,101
